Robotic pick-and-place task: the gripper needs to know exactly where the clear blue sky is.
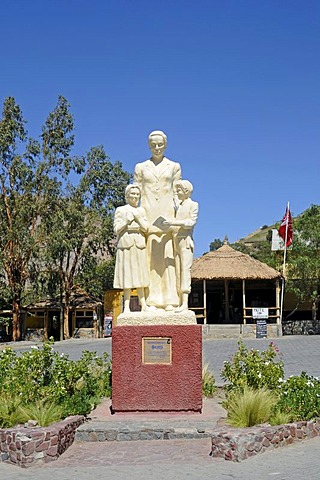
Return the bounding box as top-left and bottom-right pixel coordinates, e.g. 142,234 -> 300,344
1,0 -> 319,256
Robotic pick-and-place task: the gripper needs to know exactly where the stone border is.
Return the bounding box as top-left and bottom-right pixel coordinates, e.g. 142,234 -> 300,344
210,418 -> 320,462
2,414 -> 320,466
76,417 -> 320,463
0,415 -> 84,468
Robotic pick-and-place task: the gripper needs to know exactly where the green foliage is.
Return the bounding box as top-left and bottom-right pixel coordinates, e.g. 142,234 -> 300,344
224,386 -> 277,428
0,95 -> 131,340
232,240 -> 279,270
18,400 -> 64,427
269,409 -> 292,426
221,340 -> 284,392
0,395 -> 26,428
0,341 -> 112,426
209,238 -> 223,252
202,363 -> 217,397
286,205 -> 320,320
75,257 -> 116,299
276,372 -> 320,422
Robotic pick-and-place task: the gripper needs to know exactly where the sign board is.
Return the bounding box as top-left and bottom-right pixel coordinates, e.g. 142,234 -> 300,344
256,319 -> 267,338
103,315 -> 112,337
142,337 -> 172,365
252,307 -> 268,319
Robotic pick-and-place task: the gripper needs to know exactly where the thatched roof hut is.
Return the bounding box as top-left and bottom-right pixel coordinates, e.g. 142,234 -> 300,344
191,244 -> 281,280
24,286 -> 102,340
25,286 -> 102,311
190,244 -> 282,325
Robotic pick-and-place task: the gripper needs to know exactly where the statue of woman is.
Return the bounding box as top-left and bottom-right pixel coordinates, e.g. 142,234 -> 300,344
134,131 -> 181,310
113,184 -> 149,313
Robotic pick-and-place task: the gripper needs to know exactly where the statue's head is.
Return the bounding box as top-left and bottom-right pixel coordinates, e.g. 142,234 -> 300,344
125,184 -> 141,205
175,179 -> 193,198
148,130 -> 167,157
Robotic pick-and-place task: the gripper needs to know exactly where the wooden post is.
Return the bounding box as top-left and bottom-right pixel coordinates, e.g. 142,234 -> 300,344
276,279 -> 281,325
203,279 -> 207,324
44,310 -> 49,341
72,310 -> 76,337
242,279 -> 246,326
224,279 -> 230,323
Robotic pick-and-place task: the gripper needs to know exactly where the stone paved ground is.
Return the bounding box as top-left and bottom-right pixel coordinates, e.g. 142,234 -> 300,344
1,436 -> 320,480
1,335 -> 320,479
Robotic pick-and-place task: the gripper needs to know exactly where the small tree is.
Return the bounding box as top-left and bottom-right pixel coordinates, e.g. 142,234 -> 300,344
209,238 -> 223,251
286,205 -> 320,322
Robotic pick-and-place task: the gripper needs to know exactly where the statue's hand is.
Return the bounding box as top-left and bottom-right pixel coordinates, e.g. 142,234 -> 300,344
126,212 -> 134,223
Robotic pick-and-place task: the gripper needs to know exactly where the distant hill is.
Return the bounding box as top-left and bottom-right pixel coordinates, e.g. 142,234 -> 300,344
236,225 -> 275,246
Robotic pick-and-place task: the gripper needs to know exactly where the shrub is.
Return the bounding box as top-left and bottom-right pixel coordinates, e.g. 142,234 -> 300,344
221,340 -> 284,392
202,363 -> 216,397
276,372 -> 320,422
0,395 -> 26,428
224,386 -> 277,427
0,341 -> 112,426
18,400 -> 64,427
269,410 -> 292,426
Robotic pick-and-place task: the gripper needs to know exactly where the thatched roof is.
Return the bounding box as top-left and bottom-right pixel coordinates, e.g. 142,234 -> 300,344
25,286 -> 102,310
191,244 -> 282,281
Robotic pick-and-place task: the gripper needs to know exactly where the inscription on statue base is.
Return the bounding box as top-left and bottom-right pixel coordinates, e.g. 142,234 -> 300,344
142,337 -> 172,364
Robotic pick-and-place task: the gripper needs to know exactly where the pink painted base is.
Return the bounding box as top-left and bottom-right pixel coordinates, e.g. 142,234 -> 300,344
111,325 -> 202,412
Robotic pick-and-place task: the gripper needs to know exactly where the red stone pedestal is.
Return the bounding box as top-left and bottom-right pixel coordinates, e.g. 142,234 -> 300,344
111,324 -> 202,412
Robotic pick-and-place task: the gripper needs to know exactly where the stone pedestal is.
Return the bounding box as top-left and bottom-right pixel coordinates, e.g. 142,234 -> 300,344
111,316 -> 202,412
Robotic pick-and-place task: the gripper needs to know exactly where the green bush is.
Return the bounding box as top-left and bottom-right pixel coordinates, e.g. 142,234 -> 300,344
221,340 -> 284,392
269,409 -> 292,426
0,340 -> 112,427
224,386 -> 277,427
0,395 -> 26,428
18,400 -> 64,427
276,372 -> 320,422
202,363 -> 216,397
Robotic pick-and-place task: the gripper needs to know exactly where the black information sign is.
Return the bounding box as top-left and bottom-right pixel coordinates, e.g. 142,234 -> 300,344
256,319 -> 267,338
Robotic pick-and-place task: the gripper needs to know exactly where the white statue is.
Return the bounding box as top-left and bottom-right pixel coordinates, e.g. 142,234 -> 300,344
134,131 -> 181,310
113,184 -> 150,313
163,180 -> 198,312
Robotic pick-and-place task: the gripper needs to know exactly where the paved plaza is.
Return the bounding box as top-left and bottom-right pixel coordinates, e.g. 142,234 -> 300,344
6,334 -> 320,384
1,335 -> 320,478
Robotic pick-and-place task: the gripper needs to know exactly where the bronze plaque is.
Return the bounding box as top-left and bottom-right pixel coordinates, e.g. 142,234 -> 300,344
142,337 -> 172,364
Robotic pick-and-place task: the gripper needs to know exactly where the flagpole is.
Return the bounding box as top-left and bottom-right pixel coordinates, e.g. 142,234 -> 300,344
280,201 -> 290,323
282,201 -> 290,277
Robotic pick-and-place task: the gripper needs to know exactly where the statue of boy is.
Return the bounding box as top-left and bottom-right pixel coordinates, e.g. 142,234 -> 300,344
163,180 -> 198,312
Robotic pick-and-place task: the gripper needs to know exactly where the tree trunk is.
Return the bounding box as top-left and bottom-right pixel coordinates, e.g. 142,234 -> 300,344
63,303 -> 70,339
312,295 -> 319,322
12,298 -> 21,341
59,305 -> 64,341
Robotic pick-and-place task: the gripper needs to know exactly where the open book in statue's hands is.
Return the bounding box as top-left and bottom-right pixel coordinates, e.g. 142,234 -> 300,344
153,216 -> 169,231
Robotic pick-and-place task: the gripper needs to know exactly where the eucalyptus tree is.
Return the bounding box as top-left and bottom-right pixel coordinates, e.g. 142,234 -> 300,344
0,96 -> 83,340
41,145 -> 131,339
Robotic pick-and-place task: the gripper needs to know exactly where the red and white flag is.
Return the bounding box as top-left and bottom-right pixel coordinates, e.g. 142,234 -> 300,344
278,206 -> 293,247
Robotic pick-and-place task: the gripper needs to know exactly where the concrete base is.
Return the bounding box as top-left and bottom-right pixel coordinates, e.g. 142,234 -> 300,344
117,309 -> 196,326
112,324 -> 202,412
